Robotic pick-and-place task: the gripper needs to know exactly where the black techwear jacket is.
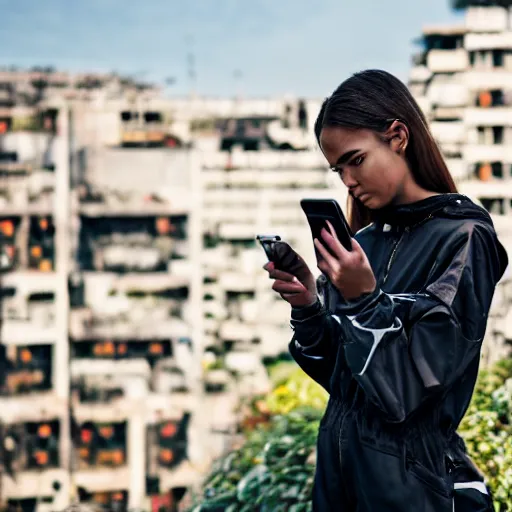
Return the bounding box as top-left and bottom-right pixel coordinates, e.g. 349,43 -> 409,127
289,194 -> 509,512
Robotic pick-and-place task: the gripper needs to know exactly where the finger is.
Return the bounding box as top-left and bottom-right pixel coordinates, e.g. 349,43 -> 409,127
272,279 -> 304,294
351,238 -> 368,262
314,237 -> 338,269
325,220 -> 338,241
321,227 -> 350,260
269,268 -> 296,282
316,257 -> 330,277
263,261 -> 274,272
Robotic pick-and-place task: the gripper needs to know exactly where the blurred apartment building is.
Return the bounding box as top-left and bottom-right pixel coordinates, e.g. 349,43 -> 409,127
0,67 -> 340,512
2,10 -> 512,505
409,3 -> 512,365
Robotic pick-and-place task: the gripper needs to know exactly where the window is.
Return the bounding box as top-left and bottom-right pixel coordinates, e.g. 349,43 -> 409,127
492,126 -> 504,144
493,50 -> 504,68
477,126 -> 486,145
480,198 -> 504,215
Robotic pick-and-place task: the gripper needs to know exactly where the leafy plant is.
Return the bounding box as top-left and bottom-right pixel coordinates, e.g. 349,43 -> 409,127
191,360 -> 512,511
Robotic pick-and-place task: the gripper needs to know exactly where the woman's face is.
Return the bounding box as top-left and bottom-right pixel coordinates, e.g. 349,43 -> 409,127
319,125 -> 412,209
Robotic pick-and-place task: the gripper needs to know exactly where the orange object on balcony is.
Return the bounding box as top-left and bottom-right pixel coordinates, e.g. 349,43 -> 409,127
103,341 -> 115,355
111,450 -> 124,465
160,422 -> 177,438
5,245 -> 15,258
39,218 -> 49,230
81,429 -> 93,444
112,492 -> 124,501
39,259 -> 52,272
38,424 -> 52,438
159,448 -> 174,463
99,426 -> 114,438
30,246 -> 42,258
93,493 -> 109,505
0,121 -> 7,134
93,343 -> 105,356
78,446 -> 90,459
0,221 -> 14,237
156,217 -> 171,235
20,349 -> 32,363
149,342 -> 163,355
34,450 -> 49,465
118,343 -> 127,355
479,91 -> 492,108
478,163 -> 492,181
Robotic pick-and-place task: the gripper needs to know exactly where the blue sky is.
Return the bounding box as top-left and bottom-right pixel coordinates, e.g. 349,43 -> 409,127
0,0 -> 462,97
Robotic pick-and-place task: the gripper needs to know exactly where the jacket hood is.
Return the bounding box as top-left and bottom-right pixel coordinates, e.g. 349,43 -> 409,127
375,193 -> 509,280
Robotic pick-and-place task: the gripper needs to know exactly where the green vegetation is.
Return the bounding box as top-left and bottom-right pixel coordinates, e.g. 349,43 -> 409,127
190,359 -> 512,511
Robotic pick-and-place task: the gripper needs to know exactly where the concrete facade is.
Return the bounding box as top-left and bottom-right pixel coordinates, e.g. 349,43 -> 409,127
1,16 -> 512,508
409,5 -> 512,365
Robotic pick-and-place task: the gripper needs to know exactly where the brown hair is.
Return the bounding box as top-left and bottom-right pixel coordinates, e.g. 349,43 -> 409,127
314,69 -> 457,232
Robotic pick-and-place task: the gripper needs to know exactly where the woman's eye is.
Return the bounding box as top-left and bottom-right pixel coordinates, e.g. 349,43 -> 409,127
352,155 -> 364,166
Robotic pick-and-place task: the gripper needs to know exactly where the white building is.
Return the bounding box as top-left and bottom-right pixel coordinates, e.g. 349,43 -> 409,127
409,4 -> 512,365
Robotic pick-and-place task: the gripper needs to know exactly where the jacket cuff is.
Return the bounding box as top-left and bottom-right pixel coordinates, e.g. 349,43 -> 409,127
291,298 -> 323,322
334,288 -> 382,316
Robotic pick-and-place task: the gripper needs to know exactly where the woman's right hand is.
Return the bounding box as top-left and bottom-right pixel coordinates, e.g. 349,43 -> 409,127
263,249 -> 317,308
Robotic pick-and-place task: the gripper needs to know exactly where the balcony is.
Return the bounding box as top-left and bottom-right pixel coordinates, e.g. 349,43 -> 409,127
0,214 -> 56,272
465,6 -> 509,33
147,415 -> 189,472
0,167 -> 55,216
430,121 -> 466,144
70,273 -> 190,339
445,159 -> 469,182
78,215 -> 190,271
427,49 -> 469,73
203,207 -> 257,225
465,32 -> 512,51
219,320 -> 256,343
465,70 -> 512,91
219,272 -> 258,292
459,180 -> 512,200
71,359 -> 152,404
464,107 -> 512,127
258,325 -> 293,358
202,149 -> 325,170
1,468 -> 69,501
427,82 -> 469,108
0,344 -> 53,397
1,276 -> 57,343
74,468 -> 131,493
70,307 -> 190,339
203,169 -> 327,189
1,420 -> 61,476
74,421 -> 127,472
463,144 -> 510,163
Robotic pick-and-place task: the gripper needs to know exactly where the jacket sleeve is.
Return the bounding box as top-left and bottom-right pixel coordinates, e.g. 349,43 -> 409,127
288,278 -> 344,393
332,223 -> 505,423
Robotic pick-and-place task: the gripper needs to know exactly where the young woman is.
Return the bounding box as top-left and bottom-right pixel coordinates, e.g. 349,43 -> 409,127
264,70 -> 508,511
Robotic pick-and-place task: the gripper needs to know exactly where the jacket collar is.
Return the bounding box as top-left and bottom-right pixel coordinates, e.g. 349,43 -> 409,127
373,194 -> 475,228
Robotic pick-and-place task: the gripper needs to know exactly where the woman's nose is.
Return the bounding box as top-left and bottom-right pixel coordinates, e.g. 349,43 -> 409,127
341,169 -> 358,188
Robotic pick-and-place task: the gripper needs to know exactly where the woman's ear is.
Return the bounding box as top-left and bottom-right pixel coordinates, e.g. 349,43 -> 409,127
385,120 -> 409,155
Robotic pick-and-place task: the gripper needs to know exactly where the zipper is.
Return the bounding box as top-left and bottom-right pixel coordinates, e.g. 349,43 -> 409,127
383,227 -> 409,284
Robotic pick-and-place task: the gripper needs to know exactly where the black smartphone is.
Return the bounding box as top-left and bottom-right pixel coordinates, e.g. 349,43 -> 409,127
256,234 -> 281,262
300,198 -> 353,256
256,234 -> 305,276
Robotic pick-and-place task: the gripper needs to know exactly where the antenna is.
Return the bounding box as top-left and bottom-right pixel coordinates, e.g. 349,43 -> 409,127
185,35 -> 196,96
